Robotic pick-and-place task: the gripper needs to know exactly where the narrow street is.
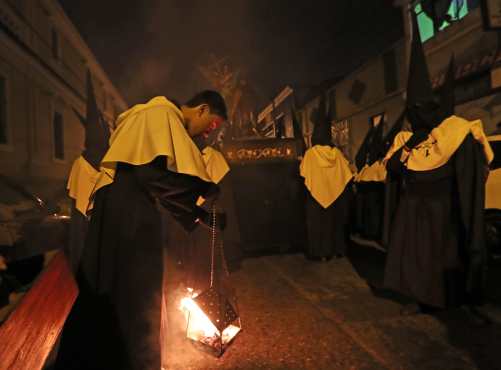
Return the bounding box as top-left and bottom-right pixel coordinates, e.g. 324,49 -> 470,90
164,243 -> 501,370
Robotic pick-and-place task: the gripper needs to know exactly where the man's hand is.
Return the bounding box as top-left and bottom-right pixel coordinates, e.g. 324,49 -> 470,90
196,210 -> 227,231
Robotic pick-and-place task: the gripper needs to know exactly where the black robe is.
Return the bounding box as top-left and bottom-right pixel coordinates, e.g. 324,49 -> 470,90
354,181 -> 385,241
56,156 -> 211,370
65,202 -> 88,274
306,183 -> 352,259
383,134 -> 488,308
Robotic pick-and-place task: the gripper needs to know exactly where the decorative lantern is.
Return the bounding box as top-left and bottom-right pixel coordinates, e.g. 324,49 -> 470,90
180,204 -> 241,357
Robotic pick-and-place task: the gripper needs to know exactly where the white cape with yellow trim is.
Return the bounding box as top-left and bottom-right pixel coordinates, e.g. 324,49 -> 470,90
67,156 -> 100,215
383,116 -> 493,171
300,145 -> 353,209
92,97 -> 211,202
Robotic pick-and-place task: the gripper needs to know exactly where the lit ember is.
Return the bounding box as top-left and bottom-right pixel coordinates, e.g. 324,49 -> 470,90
179,288 -> 241,348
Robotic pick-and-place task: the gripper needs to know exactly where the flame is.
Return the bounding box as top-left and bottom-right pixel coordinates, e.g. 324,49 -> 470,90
179,288 -> 241,347
179,289 -> 219,339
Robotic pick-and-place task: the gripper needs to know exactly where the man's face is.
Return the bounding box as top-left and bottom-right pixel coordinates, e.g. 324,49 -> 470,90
184,104 -> 220,137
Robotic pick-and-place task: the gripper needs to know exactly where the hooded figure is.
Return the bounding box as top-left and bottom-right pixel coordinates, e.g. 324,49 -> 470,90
56,92 -> 228,370
353,113 -> 389,242
65,71 -> 110,273
300,95 -> 353,260
383,15 -> 493,313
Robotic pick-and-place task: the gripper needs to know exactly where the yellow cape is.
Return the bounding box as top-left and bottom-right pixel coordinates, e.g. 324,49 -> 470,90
384,116 -> 494,171
67,156 -> 100,215
486,168 -> 501,210
300,145 -> 353,209
93,97 -> 211,199
202,146 -> 230,184
354,161 -> 387,183
196,146 -> 231,206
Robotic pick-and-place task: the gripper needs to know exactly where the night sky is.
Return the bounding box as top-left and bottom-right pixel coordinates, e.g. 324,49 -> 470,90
59,0 -> 402,109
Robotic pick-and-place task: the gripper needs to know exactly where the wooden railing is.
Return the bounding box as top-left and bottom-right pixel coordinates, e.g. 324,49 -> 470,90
0,252 -> 78,370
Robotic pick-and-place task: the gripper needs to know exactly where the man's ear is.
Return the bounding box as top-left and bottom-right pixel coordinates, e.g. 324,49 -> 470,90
198,104 -> 209,117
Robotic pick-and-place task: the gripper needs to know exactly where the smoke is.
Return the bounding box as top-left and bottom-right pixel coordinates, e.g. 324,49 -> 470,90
114,0 -> 256,104
60,0 -> 402,109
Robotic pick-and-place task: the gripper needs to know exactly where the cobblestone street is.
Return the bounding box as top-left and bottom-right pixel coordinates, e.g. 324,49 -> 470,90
163,243 -> 501,370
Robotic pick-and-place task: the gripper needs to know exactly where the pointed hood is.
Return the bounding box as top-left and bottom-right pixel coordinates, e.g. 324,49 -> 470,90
311,93 -> 332,146
407,14 -> 434,107
406,13 -> 442,131
355,125 -> 376,170
81,70 -> 110,170
291,107 -> 306,154
382,109 -> 406,155
439,54 -> 456,121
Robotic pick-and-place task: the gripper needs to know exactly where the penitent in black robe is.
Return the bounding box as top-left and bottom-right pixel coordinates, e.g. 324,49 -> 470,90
56,156 -> 211,370
384,135 -> 488,308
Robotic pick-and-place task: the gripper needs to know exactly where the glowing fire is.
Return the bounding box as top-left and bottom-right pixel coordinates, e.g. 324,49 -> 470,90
179,288 -> 240,348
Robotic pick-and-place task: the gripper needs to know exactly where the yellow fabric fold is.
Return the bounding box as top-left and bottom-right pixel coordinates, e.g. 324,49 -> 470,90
67,156 -> 100,215
196,146 -> 231,206
93,96 -> 211,198
486,135 -> 501,210
300,145 -> 353,208
354,161 -> 387,183
383,116 -> 494,171
486,168 -> 501,210
202,146 -> 230,185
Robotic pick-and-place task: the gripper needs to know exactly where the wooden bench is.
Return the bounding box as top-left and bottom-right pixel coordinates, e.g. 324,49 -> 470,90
0,252 -> 78,370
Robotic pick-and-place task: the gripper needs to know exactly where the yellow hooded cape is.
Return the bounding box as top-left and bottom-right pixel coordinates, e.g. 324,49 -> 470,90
384,116 -> 493,171
354,161 -> 387,183
92,97 -> 211,204
67,156 -> 100,215
300,145 -> 353,209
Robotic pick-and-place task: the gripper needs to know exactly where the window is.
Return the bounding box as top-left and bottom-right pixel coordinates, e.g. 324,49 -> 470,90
53,111 -> 64,160
51,27 -> 60,59
415,0 -> 478,42
0,76 -> 7,145
383,50 -> 398,94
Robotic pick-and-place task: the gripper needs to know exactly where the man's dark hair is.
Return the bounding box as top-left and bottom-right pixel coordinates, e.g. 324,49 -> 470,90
185,90 -> 228,120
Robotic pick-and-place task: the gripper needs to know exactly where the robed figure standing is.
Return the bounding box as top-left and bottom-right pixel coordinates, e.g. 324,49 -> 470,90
383,16 -> 493,312
65,71 -> 110,273
56,91 -> 228,370
300,112 -> 353,261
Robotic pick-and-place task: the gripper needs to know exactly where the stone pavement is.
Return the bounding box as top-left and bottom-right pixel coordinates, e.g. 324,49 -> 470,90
162,243 -> 501,370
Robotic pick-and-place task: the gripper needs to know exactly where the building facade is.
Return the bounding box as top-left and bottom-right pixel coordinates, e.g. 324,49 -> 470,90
298,0 -> 500,163
0,0 -> 126,198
